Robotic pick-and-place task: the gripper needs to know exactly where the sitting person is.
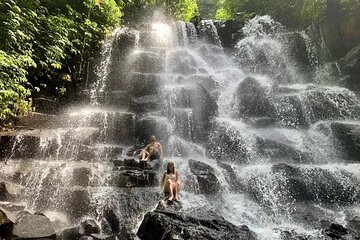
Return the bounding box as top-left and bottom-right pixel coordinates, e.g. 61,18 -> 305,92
138,135 -> 163,162
161,161 -> 180,201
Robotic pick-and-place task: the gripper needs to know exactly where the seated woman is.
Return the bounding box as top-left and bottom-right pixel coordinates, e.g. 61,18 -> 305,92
161,161 -> 180,201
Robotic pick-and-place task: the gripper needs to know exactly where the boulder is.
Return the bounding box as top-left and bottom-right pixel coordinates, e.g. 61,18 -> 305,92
57,226 -> 82,240
111,168 -> 157,188
271,163 -> 360,204
331,122 -> 360,161
71,168 -> 92,187
130,95 -> 162,113
0,182 -> 14,201
271,163 -> 311,201
79,219 -> 100,236
130,51 -> 164,74
256,136 -> 312,163
206,121 -> 247,163
12,213 -> 56,239
321,222 -> 352,239
339,44 -> 360,92
137,207 -> 256,240
272,94 -> 309,128
0,209 -> 13,239
233,77 -> 275,119
188,84 -> 218,142
217,162 -> 244,192
64,188 -> 91,221
188,160 -> 220,194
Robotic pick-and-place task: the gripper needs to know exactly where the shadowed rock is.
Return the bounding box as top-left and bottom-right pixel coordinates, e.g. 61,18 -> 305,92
188,160 -> 220,194
331,122 -> 360,161
137,204 -> 256,240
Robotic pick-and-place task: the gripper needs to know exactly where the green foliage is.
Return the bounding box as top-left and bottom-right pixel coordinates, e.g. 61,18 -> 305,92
119,0 -> 199,23
0,0 -> 122,126
215,0 -> 360,28
0,51 -> 34,124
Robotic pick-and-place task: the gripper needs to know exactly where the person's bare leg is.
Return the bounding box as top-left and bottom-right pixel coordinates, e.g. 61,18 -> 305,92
167,179 -> 174,201
163,179 -> 171,193
140,150 -> 149,161
175,181 -> 181,201
145,148 -> 155,161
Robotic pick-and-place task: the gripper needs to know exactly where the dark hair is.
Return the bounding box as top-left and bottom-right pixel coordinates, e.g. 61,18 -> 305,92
167,161 -> 175,174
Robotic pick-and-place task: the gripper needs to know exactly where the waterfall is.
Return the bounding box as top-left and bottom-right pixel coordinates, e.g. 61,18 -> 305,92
1,14 -> 360,240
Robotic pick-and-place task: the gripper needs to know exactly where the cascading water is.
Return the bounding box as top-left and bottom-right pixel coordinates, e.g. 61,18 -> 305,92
1,13 -> 360,240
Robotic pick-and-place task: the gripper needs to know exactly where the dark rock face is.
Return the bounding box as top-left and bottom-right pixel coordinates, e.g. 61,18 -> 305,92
0,135 -> 39,159
256,136 -> 312,163
188,84 -> 218,142
12,213 -> 56,239
339,44 -> 360,92
270,163 -> 360,204
188,160 -> 220,194
331,122 -> 360,161
233,77 -> 275,119
206,121 -> 247,163
0,209 -> 13,239
137,207 -> 256,240
0,182 -> 14,201
320,221 -> 359,240
79,219 -> 101,236
272,94 -> 309,128
32,97 -> 61,115
111,159 -> 159,187
136,116 -> 170,144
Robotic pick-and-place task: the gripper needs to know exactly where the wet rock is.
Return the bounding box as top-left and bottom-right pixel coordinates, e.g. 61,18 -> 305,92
80,219 -> 100,236
234,77 -> 275,119
347,216 -> 360,235
244,117 -> 277,128
321,222 -> 353,239
270,163 -> 360,204
188,84 -> 218,142
57,226 -> 81,240
130,51 -> 164,74
137,207 -> 256,240
64,188 -> 91,221
339,44 -> 360,92
256,136 -> 312,163
206,121 -> 247,163
198,20 -> 222,46
271,163 -> 311,201
188,160 -> 220,194
136,116 -> 171,144
127,73 -> 164,97
71,168 -> 92,187
0,182 -> 14,201
217,162 -> 243,192
32,97 -> 61,115
0,134 -> 39,159
280,229 -> 315,240
272,94 -> 309,128
130,95 -> 162,113
91,233 -> 116,240
331,122 -> 360,161
12,213 -> 55,239
166,49 -> 198,75
111,169 -> 157,188
0,209 -> 13,239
